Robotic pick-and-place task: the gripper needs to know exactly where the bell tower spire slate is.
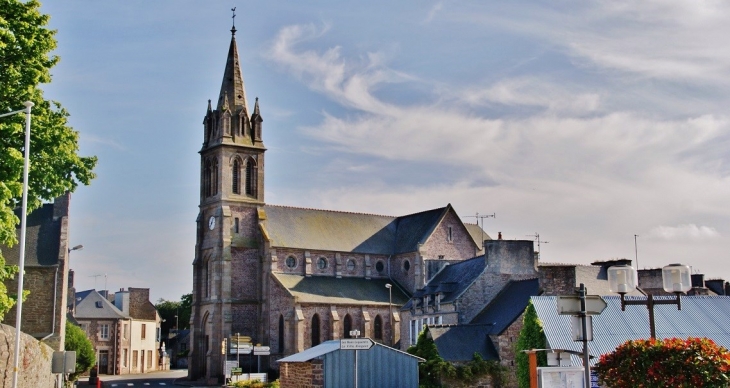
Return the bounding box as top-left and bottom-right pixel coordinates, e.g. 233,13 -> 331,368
217,24 -> 248,112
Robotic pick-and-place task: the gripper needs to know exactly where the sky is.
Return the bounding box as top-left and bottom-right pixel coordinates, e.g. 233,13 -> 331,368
36,1 -> 730,302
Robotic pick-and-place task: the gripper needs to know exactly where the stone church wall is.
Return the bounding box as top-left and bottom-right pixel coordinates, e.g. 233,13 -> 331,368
420,210 -> 479,261
231,247 -> 260,300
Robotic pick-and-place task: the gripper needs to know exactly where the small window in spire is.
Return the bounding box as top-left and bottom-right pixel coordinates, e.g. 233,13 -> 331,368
232,159 -> 241,194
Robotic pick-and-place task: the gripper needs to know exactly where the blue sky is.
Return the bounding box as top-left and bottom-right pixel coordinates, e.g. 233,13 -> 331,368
38,1 -> 730,302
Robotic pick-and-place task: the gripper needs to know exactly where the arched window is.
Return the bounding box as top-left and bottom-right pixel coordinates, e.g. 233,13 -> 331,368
203,160 -> 211,197
343,314 -> 353,338
211,159 -> 218,195
245,158 -> 257,197
232,159 -> 241,194
278,314 -> 285,353
311,314 -> 321,346
374,315 -> 383,340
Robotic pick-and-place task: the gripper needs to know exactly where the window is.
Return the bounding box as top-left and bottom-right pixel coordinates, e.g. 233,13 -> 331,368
375,261 -> 384,273
438,255 -> 445,260
343,314 -> 353,338
123,349 -> 128,367
132,351 -> 138,368
285,256 -> 297,269
123,323 -> 128,339
448,226 -> 453,242
311,314 -> 321,347
245,158 -> 257,197
95,301 -> 103,308
99,324 -> 109,340
317,257 -> 328,270
374,315 -> 383,340
232,159 -> 241,194
403,260 -> 411,272
141,324 -> 146,340
147,350 -> 152,368
234,218 -> 239,233
80,323 -> 89,333
346,259 -> 356,271
278,315 -> 285,353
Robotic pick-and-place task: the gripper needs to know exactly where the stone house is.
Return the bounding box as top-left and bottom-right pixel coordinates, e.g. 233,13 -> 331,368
2,193 -> 72,351
74,287 -> 161,375
188,24 -> 491,383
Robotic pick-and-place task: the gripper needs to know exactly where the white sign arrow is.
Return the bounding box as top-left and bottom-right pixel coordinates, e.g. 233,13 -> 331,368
340,338 -> 375,350
557,295 -> 608,315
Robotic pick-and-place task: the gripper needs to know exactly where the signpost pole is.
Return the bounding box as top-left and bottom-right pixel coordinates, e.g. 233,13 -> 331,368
354,349 -> 358,388
236,333 -> 240,367
579,283 -> 591,388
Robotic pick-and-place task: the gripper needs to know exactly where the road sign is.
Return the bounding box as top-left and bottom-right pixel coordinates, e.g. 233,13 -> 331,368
340,338 -> 375,350
231,367 -> 243,375
557,295 -> 607,315
571,315 -> 593,341
230,343 -> 252,355
253,345 -> 271,355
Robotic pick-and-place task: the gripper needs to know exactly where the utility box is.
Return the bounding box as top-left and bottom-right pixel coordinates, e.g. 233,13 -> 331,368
52,351 -> 76,374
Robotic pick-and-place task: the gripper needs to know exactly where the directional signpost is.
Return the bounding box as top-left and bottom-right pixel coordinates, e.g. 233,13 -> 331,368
556,285 -> 607,388
340,338 -> 375,350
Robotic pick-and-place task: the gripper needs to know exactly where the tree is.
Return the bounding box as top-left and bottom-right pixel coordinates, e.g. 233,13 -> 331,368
0,0 -> 97,320
64,321 -> 95,383
595,337 -> 730,388
155,293 -> 192,338
407,326 -> 452,388
515,301 -> 548,388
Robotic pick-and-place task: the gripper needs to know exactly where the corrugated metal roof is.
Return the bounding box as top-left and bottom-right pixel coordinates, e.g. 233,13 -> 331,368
279,340 -> 423,388
274,274 -> 410,305
532,295 -> 730,366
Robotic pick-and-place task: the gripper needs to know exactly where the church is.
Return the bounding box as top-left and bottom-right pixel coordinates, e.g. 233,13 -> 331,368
188,25 -> 490,382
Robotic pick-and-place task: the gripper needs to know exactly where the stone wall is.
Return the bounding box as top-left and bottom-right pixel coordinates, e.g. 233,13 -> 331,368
0,323 -> 55,388
279,359 -> 323,388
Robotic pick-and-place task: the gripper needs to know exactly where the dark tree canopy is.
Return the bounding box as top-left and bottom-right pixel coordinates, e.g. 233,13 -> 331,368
64,321 -> 95,382
515,301 -> 547,388
0,0 -> 97,320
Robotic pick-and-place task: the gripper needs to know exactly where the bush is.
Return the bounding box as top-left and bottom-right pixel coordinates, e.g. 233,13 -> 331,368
64,321 -> 95,382
230,379 -> 279,388
595,337 -> 730,388
515,301 -> 547,388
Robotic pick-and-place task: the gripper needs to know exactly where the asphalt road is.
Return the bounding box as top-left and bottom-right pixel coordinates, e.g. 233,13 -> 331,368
83,369 -> 215,388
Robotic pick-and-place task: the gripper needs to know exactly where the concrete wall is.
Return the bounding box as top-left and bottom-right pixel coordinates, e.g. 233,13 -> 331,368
0,324 -> 55,388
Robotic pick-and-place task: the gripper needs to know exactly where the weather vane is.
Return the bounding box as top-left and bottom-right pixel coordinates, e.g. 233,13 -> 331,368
230,7 -> 237,35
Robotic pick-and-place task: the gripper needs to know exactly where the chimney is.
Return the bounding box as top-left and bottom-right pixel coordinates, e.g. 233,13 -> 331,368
497,232 -> 502,240
485,239 -> 537,276
705,279 -> 725,295
691,274 -> 705,288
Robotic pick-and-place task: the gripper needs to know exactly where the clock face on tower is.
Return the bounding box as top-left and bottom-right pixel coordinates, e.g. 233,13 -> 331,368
208,216 -> 216,230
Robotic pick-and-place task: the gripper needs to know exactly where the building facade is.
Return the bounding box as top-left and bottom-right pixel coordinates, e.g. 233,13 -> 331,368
188,26 -> 488,382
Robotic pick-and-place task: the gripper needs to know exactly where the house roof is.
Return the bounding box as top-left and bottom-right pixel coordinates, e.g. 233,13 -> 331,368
74,289 -> 129,320
403,256 -> 486,309
471,278 -> 540,334
262,204 -> 481,256
532,295 -> 730,366
278,339 -> 423,363
428,325 -> 500,362
464,223 -> 490,255
273,274 -> 410,305
3,202 -> 62,267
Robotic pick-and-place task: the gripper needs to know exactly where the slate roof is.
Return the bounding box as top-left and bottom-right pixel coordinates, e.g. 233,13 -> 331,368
532,295 -> 730,366
262,204 -> 483,255
274,274 -> 410,305
470,278 -> 541,334
74,289 -> 129,320
403,256 -> 487,309
464,223 -> 490,254
3,203 -> 61,267
428,325 -> 500,362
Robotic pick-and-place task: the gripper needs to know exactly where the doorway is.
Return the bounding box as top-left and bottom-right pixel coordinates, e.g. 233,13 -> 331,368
98,350 -> 109,374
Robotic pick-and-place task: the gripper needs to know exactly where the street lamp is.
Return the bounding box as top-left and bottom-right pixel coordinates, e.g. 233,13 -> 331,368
607,263 -> 692,339
385,284 -> 392,346
1,101 -> 34,388
68,244 -> 83,254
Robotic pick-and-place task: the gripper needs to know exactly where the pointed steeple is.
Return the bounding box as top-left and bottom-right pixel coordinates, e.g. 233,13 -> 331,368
217,27 -> 248,113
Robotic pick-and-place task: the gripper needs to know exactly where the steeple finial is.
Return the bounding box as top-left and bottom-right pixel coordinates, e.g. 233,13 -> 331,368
231,7 -> 237,36
253,97 -> 260,115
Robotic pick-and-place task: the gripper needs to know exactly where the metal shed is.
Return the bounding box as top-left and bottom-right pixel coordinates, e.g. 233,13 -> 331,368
278,339 -> 423,388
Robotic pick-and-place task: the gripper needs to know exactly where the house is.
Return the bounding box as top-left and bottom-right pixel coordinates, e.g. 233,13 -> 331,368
278,339 -> 424,388
73,287 -> 161,374
188,24 -> 491,382
2,193 -> 72,351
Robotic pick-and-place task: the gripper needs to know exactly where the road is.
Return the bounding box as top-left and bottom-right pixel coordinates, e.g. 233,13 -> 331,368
91,369 -> 216,388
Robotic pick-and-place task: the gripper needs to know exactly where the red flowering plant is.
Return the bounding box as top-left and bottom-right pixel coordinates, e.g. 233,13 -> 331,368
594,337 -> 730,388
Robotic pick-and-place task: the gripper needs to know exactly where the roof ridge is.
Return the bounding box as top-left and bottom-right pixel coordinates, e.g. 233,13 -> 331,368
265,203 -> 394,218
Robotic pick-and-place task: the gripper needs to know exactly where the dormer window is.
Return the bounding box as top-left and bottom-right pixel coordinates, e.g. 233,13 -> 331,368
95,301 -> 103,308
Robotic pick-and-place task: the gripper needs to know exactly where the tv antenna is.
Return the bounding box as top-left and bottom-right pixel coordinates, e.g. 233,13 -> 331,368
89,273 -> 108,291
526,233 -> 549,260
464,212 -> 495,251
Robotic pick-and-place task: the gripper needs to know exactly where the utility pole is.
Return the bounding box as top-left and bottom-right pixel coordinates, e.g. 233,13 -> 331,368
634,235 -> 639,270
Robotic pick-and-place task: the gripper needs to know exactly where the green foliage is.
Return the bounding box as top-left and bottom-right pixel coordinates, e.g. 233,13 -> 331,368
0,0 -> 97,321
230,379 -> 279,388
407,327 -> 506,387
515,301 -> 547,388
64,321 -> 95,382
595,337 -> 730,388
155,292 -> 192,338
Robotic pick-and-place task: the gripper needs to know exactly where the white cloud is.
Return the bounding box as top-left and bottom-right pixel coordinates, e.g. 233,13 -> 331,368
648,224 -> 720,240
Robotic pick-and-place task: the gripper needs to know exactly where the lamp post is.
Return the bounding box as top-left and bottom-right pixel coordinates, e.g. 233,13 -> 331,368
68,244 -> 83,254
385,284 -> 392,346
1,101 -> 34,388
607,263 -> 691,339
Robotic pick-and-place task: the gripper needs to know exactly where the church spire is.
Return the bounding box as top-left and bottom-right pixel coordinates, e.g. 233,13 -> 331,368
217,10 -> 248,113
